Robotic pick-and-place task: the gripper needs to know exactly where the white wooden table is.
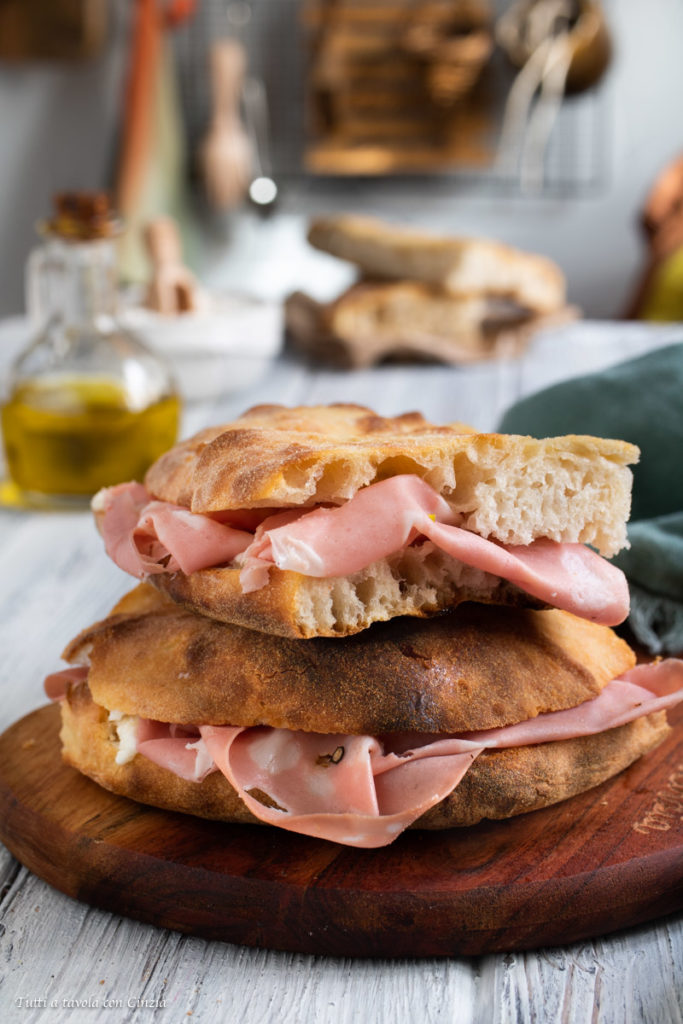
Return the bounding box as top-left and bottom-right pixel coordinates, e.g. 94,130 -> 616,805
1,320 -> 682,1024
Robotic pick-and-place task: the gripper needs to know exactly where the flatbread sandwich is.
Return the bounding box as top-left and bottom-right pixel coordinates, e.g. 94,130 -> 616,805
93,403 -> 636,639
45,584 -> 683,849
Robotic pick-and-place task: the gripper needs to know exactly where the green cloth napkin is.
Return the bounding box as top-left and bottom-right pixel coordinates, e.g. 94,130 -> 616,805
498,343 -> 683,654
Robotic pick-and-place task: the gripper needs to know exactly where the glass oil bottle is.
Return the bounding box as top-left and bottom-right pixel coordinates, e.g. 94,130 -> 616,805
1,193 -> 181,506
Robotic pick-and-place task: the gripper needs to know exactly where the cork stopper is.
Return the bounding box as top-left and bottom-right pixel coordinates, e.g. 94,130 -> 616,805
45,192 -> 120,240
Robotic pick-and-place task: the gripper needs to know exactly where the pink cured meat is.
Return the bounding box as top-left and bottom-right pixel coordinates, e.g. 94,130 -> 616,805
98,482 -> 152,577
97,482 -> 252,578
237,475 -> 450,592
199,726 -> 478,847
97,476 -> 629,625
135,503 -> 252,576
239,476 -> 629,625
114,658 -> 683,848
135,720 -> 218,782
43,666 -> 89,701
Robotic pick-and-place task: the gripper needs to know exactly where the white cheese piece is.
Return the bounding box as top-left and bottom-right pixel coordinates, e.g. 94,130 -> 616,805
108,710 -> 139,765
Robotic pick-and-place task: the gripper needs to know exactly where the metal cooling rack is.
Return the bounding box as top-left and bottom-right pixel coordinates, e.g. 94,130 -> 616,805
172,0 -> 611,198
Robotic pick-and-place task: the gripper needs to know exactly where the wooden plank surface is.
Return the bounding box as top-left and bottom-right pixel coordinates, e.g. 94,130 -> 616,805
0,320 -> 682,1022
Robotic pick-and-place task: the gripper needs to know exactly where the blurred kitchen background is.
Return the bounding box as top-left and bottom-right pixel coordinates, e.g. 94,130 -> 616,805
0,0 -> 682,319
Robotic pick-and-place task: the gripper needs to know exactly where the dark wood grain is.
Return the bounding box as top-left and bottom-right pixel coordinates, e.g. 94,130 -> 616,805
0,703 -> 681,958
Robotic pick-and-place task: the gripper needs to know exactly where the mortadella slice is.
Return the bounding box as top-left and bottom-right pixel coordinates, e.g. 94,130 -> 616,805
239,476 -> 629,625
109,658 -> 683,848
43,666 -> 89,701
95,482 -> 252,578
199,725 -> 479,847
95,476 -> 629,626
136,720 -> 218,782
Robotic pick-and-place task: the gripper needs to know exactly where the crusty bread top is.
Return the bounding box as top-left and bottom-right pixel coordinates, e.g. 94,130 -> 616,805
307,215 -> 566,313
62,584 -> 635,735
144,403 -> 638,556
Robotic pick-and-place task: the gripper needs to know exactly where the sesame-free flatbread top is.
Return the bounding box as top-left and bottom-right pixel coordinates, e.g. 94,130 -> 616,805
143,403 -> 638,556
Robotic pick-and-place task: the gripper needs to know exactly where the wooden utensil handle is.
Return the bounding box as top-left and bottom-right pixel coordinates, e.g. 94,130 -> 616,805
210,38 -> 247,124
144,217 -> 184,267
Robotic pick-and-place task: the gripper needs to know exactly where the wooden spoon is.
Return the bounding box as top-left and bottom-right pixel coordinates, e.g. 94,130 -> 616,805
144,216 -> 199,315
200,38 -> 253,209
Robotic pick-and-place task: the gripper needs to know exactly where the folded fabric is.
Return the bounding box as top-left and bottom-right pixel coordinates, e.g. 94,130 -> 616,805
611,515 -> 683,654
499,343 -> 683,654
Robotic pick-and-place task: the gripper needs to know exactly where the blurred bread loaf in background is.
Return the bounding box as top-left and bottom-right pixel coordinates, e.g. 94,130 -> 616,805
307,214 -> 566,312
287,215 -> 576,367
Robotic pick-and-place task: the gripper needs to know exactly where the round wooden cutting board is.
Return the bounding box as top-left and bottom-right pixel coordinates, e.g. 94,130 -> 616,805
0,702 -> 681,958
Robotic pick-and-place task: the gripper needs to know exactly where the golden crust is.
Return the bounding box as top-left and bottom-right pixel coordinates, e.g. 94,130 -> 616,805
62,584 -> 635,735
143,402 -> 638,517
147,558 -> 535,639
144,403 -> 470,510
60,682 -> 670,831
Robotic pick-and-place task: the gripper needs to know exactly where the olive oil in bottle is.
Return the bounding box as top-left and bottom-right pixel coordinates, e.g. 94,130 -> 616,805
1,193 -> 181,506
2,377 -> 180,496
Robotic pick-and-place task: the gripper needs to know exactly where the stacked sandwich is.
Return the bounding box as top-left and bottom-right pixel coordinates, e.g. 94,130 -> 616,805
45,404 -> 683,848
286,216 -> 576,367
